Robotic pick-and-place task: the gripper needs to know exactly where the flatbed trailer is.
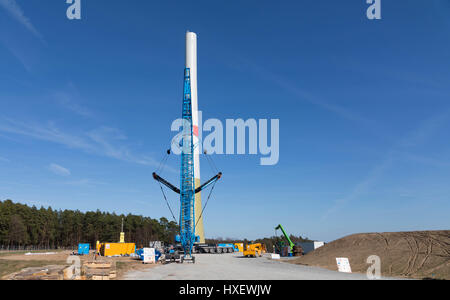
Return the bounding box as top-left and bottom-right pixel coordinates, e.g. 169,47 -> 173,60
194,243 -> 234,254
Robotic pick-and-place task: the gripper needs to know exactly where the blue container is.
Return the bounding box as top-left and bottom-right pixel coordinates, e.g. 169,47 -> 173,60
136,248 -> 143,259
78,243 -> 90,255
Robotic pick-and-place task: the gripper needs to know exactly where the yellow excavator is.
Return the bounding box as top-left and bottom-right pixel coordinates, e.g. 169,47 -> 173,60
243,243 -> 267,258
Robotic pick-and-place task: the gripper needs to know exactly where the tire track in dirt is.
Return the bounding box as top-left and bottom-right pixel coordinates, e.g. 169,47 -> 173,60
292,230 -> 450,280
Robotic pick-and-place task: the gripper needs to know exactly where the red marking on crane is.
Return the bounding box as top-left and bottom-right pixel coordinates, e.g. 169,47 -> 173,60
193,125 -> 199,137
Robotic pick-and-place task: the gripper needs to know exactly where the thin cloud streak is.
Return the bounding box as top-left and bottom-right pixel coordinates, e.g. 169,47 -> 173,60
398,110 -> 450,148
0,0 -> 44,41
321,154 -> 393,221
63,178 -> 108,188
48,163 -> 71,176
53,91 -> 94,118
237,58 -> 377,128
0,38 -> 32,72
0,118 -> 161,168
322,109 -> 450,220
52,83 -> 94,118
0,118 -> 94,150
401,153 -> 450,168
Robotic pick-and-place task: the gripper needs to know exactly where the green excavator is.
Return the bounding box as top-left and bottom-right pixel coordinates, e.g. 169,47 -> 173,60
275,224 -> 302,256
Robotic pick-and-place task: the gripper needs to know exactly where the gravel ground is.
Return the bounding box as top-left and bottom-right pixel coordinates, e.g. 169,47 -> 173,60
123,253 -> 399,280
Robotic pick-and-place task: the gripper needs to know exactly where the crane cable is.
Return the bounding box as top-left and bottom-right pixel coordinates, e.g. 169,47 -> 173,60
157,181 -> 178,224
195,151 -> 220,227
203,150 -> 219,173
155,149 -> 220,227
155,150 -> 178,224
156,150 -> 171,174
195,180 -> 217,227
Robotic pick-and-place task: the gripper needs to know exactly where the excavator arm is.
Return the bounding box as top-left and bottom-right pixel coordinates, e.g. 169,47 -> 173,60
275,224 -> 295,251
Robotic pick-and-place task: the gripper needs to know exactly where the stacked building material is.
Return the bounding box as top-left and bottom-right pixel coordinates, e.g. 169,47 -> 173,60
7,265 -> 67,280
83,261 -> 116,280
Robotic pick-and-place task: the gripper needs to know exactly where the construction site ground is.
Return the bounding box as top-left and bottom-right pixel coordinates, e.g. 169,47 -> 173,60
290,230 -> 450,280
123,253 -> 399,280
1,230 -> 447,280
0,250 -> 156,280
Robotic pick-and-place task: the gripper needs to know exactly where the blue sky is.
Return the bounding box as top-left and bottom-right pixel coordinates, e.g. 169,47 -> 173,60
0,0 -> 449,242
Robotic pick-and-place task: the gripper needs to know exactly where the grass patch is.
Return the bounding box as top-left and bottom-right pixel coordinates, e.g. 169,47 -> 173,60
0,250 -> 65,257
0,251 -> 28,257
0,259 -> 67,279
115,259 -> 153,280
116,261 -> 127,271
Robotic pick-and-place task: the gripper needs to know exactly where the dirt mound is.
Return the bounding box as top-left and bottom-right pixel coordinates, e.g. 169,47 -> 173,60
291,231 -> 450,280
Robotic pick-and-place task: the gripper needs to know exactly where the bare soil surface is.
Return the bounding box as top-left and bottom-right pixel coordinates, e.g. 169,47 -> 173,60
0,250 -> 73,261
291,230 -> 450,280
123,253 -> 401,280
0,250 -> 155,279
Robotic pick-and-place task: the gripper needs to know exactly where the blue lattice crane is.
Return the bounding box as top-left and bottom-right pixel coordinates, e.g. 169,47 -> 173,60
179,67 -> 196,260
153,68 -> 222,263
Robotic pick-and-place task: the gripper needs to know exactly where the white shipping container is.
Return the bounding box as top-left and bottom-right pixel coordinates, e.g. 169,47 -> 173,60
298,241 -> 325,254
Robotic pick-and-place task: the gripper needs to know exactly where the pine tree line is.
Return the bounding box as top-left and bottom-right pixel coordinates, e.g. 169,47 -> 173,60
0,200 -> 179,249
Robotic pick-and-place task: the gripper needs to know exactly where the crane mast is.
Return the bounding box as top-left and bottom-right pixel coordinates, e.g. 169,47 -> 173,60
179,68 -> 196,259
152,32 -> 222,263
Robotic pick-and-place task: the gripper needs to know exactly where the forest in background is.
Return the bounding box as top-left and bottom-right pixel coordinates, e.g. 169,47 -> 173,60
0,200 -> 312,251
0,200 -> 178,249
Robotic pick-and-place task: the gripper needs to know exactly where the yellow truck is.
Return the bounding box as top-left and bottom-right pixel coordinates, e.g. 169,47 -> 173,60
243,243 -> 267,258
234,243 -> 244,253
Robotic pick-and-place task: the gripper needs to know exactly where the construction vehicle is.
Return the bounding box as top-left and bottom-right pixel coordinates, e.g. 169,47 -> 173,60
162,245 -> 183,264
275,224 -> 295,252
193,243 -> 234,254
275,224 -> 303,256
234,243 -> 244,252
243,243 -> 267,258
217,244 -> 236,253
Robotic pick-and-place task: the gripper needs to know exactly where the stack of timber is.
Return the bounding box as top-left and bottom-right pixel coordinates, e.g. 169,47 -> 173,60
6,260 -> 117,280
7,265 -> 67,280
83,261 -> 116,280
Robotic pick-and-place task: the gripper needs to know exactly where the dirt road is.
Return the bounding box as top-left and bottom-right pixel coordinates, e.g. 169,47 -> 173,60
123,253 -> 399,280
